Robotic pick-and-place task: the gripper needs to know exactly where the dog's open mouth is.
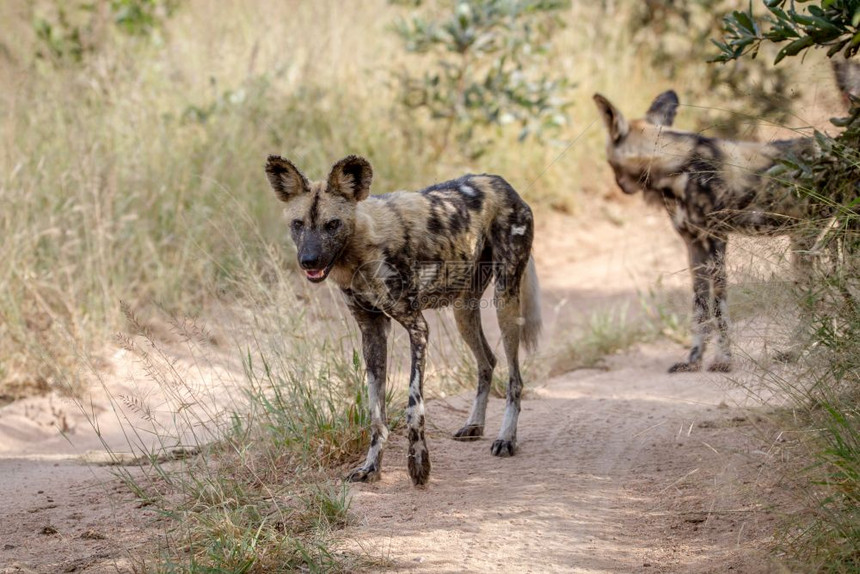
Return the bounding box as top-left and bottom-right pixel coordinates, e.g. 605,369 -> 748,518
304,264 -> 332,283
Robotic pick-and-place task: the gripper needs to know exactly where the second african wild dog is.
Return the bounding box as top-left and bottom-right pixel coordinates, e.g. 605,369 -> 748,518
265,155 -> 541,486
594,90 -> 821,373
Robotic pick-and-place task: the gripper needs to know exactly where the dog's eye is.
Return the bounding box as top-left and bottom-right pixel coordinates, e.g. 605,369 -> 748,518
324,219 -> 342,232
291,220 -> 304,232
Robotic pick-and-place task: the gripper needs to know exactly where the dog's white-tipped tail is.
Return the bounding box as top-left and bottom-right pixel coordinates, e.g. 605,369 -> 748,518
519,255 -> 542,353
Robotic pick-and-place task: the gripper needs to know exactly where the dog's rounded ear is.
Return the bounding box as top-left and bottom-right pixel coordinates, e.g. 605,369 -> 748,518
645,90 -> 680,127
327,155 -> 373,202
593,93 -> 629,143
265,155 -> 309,202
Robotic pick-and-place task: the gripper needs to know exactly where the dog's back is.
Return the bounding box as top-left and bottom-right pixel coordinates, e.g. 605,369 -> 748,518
340,174 -> 533,296
594,91 -> 818,237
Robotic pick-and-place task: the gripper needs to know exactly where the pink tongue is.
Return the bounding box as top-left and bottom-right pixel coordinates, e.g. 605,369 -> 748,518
306,269 -> 325,280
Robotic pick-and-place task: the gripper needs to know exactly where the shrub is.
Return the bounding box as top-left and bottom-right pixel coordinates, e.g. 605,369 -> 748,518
713,2 -> 860,569
391,0 -> 572,157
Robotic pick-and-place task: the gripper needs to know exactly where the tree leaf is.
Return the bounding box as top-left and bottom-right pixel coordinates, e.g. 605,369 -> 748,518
774,35 -> 815,63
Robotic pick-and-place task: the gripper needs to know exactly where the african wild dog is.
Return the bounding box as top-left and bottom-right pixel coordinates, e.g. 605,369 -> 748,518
594,90 -> 821,373
264,155 -> 542,486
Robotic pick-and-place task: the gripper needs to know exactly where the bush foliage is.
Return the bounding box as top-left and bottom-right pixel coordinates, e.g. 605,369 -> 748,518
391,0 -> 572,157
715,1 -> 860,569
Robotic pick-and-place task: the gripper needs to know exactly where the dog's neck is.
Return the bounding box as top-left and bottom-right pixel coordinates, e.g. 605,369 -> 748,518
328,242 -> 362,291
326,199 -> 379,290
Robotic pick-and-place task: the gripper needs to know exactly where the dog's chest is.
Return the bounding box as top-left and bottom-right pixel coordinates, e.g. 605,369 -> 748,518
342,250 -> 483,316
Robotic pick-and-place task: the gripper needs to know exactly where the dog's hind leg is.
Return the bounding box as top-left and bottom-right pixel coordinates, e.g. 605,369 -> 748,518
492,279 -> 524,457
452,301 -> 497,441
775,233 -> 820,362
487,197 -> 534,456
670,236 -> 714,373
346,307 -> 391,483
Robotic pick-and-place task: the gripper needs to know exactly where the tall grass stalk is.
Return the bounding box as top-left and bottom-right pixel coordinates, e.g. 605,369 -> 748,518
1,0 -> 816,396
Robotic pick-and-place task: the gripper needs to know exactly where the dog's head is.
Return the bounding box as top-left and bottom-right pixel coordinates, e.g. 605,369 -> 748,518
265,155 -> 373,283
593,90 -> 680,195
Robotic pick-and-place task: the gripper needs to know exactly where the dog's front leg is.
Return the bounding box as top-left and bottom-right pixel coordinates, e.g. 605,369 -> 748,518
400,313 -> 431,486
346,307 -> 391,483
670,236 -> 713,373
708,237 -> 732,372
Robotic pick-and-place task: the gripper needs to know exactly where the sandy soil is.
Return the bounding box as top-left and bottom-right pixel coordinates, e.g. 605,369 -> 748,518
341,344 -> 794,573
0,210 -> 801,573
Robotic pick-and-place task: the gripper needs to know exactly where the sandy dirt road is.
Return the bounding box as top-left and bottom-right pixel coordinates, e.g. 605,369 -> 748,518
0,212 -> 798,573
342,343 -> 790,573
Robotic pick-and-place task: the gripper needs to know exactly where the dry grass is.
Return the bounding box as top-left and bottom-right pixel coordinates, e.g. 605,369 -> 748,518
64,241 -> 384,571
0,0 -> 827,398
1,0 -> 854,570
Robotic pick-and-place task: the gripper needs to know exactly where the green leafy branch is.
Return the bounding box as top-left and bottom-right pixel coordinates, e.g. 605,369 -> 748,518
391,0 -> 572,158
712,0 -> 860,64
